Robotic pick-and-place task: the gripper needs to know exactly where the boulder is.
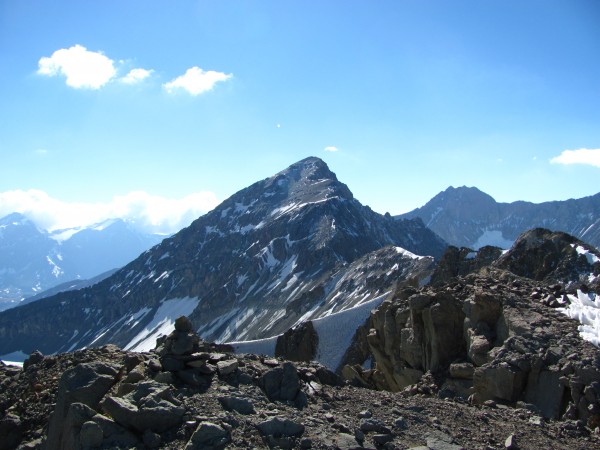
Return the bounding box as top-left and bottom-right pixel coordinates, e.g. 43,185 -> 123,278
256,417 -> 305,437
185,422 -> 230,449
275,321 -> 318,362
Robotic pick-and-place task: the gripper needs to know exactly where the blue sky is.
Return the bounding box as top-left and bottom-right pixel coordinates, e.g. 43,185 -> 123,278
1,1 -> 599,232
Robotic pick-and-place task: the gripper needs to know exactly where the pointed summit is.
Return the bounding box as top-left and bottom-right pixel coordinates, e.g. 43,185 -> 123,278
0,158 -> 445,356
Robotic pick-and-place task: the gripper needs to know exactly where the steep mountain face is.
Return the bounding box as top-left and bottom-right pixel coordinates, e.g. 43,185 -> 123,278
0,215 -> 164,312
0,157 -> 445,358
398,186 -> 600,250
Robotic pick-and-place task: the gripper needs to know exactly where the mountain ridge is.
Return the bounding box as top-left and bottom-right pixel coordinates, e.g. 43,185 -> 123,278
398,186 -> 600,250
0,157 -> 445,358
0,214 -> 165,311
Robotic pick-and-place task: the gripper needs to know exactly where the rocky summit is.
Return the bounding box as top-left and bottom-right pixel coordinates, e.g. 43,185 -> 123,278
1,314 -> 599,450
0,157 -> 445,358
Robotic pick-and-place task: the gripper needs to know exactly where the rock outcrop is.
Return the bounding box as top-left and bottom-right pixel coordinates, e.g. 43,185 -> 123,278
344,229 -> 600,427
275,321 -> 319,362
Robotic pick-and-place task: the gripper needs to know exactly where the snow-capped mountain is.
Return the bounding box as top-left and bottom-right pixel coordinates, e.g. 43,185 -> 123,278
0,214 -> 165,311
0,157 -> 445,358
398,186 -> 600,250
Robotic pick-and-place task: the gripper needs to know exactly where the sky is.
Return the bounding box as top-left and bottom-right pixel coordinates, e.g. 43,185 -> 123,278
1,0 -> 599,233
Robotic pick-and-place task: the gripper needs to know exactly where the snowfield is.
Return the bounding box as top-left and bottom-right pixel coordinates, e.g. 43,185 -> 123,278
229,291 -> 390,370
125,297 -> 200,352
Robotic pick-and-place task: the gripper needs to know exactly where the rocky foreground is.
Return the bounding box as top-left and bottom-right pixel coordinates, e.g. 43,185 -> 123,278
1,315 -> 599,450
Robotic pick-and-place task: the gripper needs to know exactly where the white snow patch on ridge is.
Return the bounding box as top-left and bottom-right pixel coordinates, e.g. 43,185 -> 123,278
125,297 -> 200,352
472,230 -> 513,250
572,244 -> 600,265
0,350 -> 28,364
559,290 -> 600,347
394,247 -> 423,260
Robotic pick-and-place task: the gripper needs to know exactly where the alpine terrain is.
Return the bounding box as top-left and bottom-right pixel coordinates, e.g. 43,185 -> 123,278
0,157 -> 446,360
0,214 -> 165,312
0,228 -> 599,450
398,186 -> 600,250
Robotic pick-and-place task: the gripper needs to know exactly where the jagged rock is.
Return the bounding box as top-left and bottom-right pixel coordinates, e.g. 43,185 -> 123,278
430,245 -> 503,286
45,362 -> 119,450
275,321 -> 318,362
175,315 -> 194,332
185,422 -> 230,449
343,231 -> 600,421
494,228 -> 600,283
23,351 -> 44,370
100,381 -> 185,433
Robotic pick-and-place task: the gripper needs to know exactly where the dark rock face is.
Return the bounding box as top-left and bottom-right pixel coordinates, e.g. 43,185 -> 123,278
0,157 -> 444,357
430,245 -> 503,286
399,186 -> 600,250
275,321 -> 318,362
494,228 -> 600,284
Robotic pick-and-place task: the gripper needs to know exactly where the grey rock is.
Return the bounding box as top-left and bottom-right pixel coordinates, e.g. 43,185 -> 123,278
79,421 -> 103,448
185,422 -> 230,450
216,359 -> 238,376
45,362 -> 119,450
259,361 -> 301,402
505,433 -> 518,449
256,417 -> 305,437
359,418 -> 389,433
218,396 -> 255,415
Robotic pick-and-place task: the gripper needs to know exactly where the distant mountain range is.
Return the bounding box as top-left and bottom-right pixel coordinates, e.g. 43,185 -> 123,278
398,186 -> 600,250
0,157 -> 445,358
0,214 -> 165,311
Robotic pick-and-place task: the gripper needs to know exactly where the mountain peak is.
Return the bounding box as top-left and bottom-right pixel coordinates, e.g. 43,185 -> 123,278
0,212 -> 32,227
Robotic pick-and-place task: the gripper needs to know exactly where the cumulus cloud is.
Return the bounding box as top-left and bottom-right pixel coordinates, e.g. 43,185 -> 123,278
121,68 -> 153,84
0,189 -> 219,234
550,148 -> 600,168
324,146 -> 339,152
163,67 -> 233,95
37,45 -> 116,89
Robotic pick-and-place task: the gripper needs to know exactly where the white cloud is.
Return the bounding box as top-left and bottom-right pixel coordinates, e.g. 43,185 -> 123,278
550,148 -> 600,168
37,45 -> 116,89
163,67 -> 233,95
0,189 -> 219,234
324,146 -> 339,152
121,68 -> 153,84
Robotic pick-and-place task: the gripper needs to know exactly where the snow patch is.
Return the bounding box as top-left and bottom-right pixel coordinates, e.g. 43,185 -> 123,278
229,336 -> 278,356
0,350 -> 28,364
572,244 -> 600,265
559,290 -> 600,347
472,230 -> 513,249
394,247 -> 423,260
